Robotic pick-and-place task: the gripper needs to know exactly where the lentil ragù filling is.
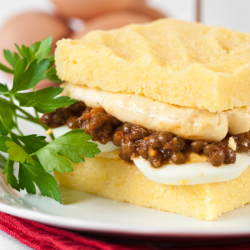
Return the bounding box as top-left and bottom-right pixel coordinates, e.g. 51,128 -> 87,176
40,101 -> 250,168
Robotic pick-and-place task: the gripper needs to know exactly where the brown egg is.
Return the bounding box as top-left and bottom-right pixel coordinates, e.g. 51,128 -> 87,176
70,10 -> 153,39
50,0 -> 143,20
131,0 -> 167,20
0,11 -> 72,65
0,11 -> 71,89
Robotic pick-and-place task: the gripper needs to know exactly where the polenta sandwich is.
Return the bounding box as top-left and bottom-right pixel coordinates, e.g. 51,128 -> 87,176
41,19 -> 250,220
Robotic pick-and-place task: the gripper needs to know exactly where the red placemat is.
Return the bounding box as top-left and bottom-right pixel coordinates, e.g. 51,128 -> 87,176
0,211 -> 250,250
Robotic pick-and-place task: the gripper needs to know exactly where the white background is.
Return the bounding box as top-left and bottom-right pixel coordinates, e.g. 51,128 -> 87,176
0,0 -> 249,249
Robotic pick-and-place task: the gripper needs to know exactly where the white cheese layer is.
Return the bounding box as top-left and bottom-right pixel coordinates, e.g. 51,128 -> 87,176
53,126 -> 250,185
61,82 -> 250,142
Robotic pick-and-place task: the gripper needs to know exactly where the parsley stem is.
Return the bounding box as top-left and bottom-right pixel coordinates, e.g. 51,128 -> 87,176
50,133 -> 55,141
0,98 -> 47,131
16,127 -> 24,136
0,97 -> 36,122
15,106 -> 38,121
0,116 -> 12,135
0,116 -> 21,146
16,114 -> 46,129
16,114 -> 54,141
34,110 -> 40,120
9,95 -> 18,125
0,110 -> 20,138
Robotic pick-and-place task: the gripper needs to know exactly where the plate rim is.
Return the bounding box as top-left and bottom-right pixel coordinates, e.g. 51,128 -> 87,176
0,195 -> 250,239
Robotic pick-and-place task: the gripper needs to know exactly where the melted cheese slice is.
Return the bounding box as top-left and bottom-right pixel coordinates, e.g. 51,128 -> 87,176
61,83 -> 250,142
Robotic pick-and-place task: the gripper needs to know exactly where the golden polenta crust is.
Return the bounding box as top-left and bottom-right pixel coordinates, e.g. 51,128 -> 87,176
54,155 -> 250,221
55,19 -> 250,112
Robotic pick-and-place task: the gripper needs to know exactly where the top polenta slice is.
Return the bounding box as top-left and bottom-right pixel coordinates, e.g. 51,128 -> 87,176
55,19 -> 250,112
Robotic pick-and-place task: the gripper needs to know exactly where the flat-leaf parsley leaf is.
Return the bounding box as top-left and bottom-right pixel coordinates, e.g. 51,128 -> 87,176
36,130 -> 100,173
0,37 -> 100,203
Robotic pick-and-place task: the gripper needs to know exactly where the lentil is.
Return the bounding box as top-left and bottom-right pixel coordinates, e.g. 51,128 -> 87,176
40,101 -> 250,168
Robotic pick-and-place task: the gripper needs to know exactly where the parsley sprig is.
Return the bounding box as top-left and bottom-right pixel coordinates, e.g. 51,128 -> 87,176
0,37 -> 100,203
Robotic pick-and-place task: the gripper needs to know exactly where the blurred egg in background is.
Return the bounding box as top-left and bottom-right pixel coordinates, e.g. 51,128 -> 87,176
0,11 -> 71,64
130,0 -> 166,19
70,11 -> 153,39
51,0 -> 141,19
0,11 -> 72,89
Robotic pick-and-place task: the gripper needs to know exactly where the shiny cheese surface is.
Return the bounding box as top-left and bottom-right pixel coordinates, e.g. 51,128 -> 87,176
55,19 -> 250,112
61,83 -> 250,141
53,126 -> 250,185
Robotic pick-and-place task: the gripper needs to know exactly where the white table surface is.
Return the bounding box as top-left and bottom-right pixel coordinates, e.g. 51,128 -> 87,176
0,230 -> 31,250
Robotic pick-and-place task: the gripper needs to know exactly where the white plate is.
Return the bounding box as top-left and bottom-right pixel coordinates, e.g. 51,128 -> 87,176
0,111 -> 250,239
0,173 -> 250,239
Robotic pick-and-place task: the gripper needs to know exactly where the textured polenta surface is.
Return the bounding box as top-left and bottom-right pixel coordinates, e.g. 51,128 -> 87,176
55,157 -> 250,221
55,19 -> 250,112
